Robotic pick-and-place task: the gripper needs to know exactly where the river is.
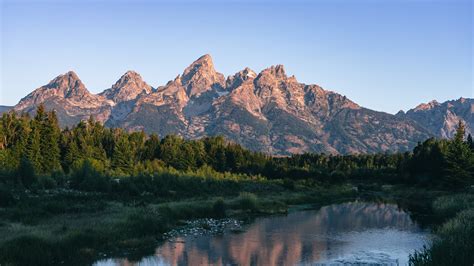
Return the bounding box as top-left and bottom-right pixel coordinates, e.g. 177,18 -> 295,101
94,201 -> 431,265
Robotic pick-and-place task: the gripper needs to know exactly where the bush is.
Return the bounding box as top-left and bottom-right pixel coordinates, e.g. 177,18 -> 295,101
0,184 -> 15,207
0,236 -> 58,266
410,208 -> 474,265
330,170 -> 347,182
212,198 -> 226,217
157,201 -> 216,220
122,208 -> 168,237
282,178 -> 295,190
17,157 -> 36,188
51,170 -> 67,186
38,176 -> 57,189
70,159 -> 110,192
238,192 -> 258,211
432,194 -> 474,219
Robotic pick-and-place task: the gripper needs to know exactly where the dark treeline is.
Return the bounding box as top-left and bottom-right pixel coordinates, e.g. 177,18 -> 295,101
1,105 -> 473,192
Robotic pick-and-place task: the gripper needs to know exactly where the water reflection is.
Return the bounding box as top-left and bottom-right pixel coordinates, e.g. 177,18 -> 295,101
95,201 -> 431,265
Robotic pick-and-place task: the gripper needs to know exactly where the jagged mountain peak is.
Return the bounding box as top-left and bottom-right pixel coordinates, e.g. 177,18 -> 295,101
173,75 -> 182,84
182,54 -> 216,81
404,97 -> 473,139
194,53 -> 213,65
45,70 -> 88,98
47,70 -> 80,83
121,70 -> 142,79
413,100 -> 440,111
181,54 -> 225,97
396,110 -> 406,116
14,56 -> 472,155
14,71 -> 108,120
253,64 -> 302,105
100,70 -> 152,103
226,67 -> 257,89
240,67 -> 257,77
63,70 -> 80,80
114,70 -> 146,87
259,64 -> 287,79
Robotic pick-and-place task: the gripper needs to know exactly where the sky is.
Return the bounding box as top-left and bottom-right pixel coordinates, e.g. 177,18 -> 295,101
0,0 -> 472,113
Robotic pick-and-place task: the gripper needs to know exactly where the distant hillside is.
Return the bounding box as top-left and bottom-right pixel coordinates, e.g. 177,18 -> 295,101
0,106 -> 12,114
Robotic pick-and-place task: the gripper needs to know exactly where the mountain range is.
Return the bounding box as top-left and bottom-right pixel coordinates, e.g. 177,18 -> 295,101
7,54 -> 473,154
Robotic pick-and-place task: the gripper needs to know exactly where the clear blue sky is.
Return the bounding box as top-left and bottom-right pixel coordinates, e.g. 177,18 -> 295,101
1,0 -> 472,113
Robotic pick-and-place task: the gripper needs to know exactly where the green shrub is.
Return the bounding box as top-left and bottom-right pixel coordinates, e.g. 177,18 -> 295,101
238,192 -> 258,211
212,198 -> 226,217
122,208 -> 168,237
70,159 -> 110,192
282,178 -> 295,190
157,201 -> 215,220
38,175 -> 57,189
330,170 -> 347,182
0,184 -> 15,207
17,156 -> 36,188
51,170 -> 67,186
432,194 -> 474,219
0,236 -> 58,266
410,208 -> 474,265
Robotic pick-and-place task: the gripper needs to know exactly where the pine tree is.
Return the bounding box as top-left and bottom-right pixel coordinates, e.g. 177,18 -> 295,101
34,104 -> 47,124
467,134 -> 474,151
160,135 -> 184,169
0,118 -> 5,151
143,134 -> 160,160
129,131 -> 146,163
40,111 -> 62,173
64,140 -> 81,172
101,128 -> 116,159
181,142 -> 197,169
454,120 -> 465,143
6,114 -> 30,170
27,120 -> 42,173
444,120 -> 474,187
409,138 -> 446,183
112,134 -> 133,174
86,116 -> 108,163
18,156 -> 36,187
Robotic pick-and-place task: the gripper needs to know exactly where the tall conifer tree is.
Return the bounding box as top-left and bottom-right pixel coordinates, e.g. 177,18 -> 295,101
445,120 -> 474,186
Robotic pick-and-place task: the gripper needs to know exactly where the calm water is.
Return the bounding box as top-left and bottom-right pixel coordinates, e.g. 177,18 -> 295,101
95,202 -> 431,265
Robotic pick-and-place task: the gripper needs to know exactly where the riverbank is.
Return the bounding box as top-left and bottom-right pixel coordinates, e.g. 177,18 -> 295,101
94,201 -> 431,265
0,183 -> 356,265
361,184 -> 474,265
408,192 -> 474,265
1,182 -> 472,266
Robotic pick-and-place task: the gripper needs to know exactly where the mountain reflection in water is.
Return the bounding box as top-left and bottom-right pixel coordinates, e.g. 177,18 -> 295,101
95,201 -> 431,266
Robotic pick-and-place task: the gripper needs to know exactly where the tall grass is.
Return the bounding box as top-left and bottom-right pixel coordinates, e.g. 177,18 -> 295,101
410,193 -> 474,266
237,192 -> 258,211
432,193 -> 474,219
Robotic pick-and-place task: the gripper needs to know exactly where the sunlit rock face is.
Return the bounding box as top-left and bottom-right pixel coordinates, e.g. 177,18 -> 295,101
181,54 -> 225,98
401,98 -> 474,138
94,202 -> 430,266
14,71 -> 113,126
100,71 -> 152,103
15,54 -> 473,154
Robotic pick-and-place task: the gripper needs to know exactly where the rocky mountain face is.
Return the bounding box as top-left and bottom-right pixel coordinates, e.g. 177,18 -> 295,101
11,54 -> 471,154
398,98 -> 473,139
14,71 -> 113,126
100,71 -> 152,103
